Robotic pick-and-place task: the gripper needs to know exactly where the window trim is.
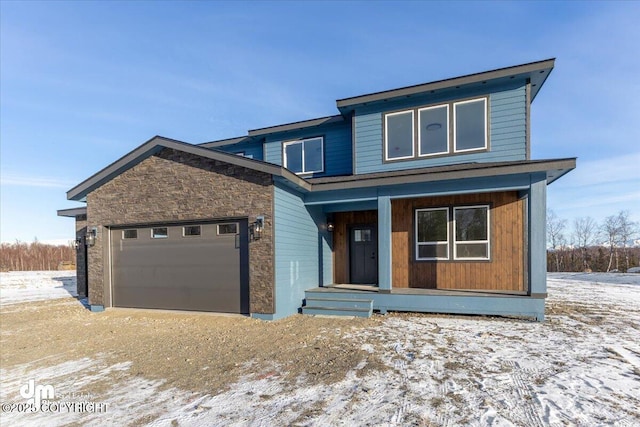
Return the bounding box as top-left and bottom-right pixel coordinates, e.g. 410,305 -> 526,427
151,227 -> 168,239
453,98 -> 488,154
384,110 -> 415,161
453,205 -> 491,260
383,96 -> 489,163
418,104 -> 450,157
415,207 -> 450,261
282,136 -> 324,175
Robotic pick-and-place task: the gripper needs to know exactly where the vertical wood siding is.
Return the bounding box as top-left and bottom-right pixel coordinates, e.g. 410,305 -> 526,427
354,85 -> 527,174
391,192 -> 524,291
333,210 -> 378,284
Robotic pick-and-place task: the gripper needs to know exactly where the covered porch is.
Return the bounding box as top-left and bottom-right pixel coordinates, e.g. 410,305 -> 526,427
299,162 -> 569,321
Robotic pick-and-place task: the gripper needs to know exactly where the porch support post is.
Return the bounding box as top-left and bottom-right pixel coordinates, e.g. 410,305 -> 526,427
529,173 -> 547,299
378,195 -> 392,292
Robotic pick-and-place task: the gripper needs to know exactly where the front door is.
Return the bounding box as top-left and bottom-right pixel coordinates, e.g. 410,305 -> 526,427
349,225 -> 378,284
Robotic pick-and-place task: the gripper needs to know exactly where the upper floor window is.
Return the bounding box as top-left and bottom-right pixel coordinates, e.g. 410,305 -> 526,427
454,99 -> 487,152
283,137 -> 324,174
384,97 -> 488,161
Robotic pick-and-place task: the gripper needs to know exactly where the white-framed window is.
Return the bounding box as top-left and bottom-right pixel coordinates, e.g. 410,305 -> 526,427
415,208 -> 450,260
418,105 -> 449,157
453,98 -> 487,153
453,205 -> 490,260
385,110 -> 415,160
151,227 -> 168,239
384,97 -> 488,161
283,137 -> 324,174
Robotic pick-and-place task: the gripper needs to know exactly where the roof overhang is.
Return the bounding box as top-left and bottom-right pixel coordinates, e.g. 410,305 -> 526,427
336,58 -> 555,114
57,207 -> 87,217
66,135 -> 310,201
306,158 -> 576,192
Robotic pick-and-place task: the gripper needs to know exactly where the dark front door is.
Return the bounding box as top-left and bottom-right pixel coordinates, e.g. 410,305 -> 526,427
349,225 -> 378,284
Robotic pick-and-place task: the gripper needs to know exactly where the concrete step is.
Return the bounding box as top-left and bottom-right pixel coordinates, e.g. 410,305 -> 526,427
302,296 -> 373,318
302,306 -> 372,318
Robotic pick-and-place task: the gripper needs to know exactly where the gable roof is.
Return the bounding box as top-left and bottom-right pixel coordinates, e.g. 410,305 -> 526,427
66,136 -> 310,201
67,133 -> 575,202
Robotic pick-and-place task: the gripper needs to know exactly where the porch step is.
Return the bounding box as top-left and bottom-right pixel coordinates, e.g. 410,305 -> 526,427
302,297 -> 373,318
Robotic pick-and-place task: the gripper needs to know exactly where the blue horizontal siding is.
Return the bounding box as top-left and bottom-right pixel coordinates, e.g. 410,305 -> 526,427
216,140 -> 264,160
263,121 -> 352,177
273,184 -> 331,318
354,84 -> 527,174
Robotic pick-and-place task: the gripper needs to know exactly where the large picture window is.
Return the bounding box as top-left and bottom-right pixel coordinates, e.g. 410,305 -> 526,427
283,137 -> 324,174
385,111 -> 414,160
416,208 -> 450,260
415,205 -> 490,261
384,97 -> 487,161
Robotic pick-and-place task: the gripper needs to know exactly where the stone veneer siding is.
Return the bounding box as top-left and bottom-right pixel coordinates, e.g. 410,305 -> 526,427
86,148 -> 275,313
75,214 -> 87,298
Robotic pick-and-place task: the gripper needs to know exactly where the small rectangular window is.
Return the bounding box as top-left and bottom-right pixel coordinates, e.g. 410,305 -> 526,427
183,225 -> 201,237
454,98 -> 487,152
385,110 -> 414,160
415,208 -> 450,260
122,229 -> 137,239
353,229 -> 372,242
419,105 -> 449,156
151,227 -> 168,239
454,205 -> 490,260
217,223 -> 238,235
283,137 -> 324,174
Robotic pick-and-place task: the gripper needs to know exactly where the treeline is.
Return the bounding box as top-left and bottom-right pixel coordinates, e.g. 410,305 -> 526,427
0,241 -> 75,272
547,210 -> 639,273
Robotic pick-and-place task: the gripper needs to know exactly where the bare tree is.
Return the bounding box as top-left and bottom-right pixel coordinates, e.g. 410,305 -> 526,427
573,217 -> 597,271
601,214 -> 622,272
617,211 -> 638,272
547,209 -> 567,272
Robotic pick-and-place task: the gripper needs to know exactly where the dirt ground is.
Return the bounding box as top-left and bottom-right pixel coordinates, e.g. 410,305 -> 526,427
1,298 -> 388,400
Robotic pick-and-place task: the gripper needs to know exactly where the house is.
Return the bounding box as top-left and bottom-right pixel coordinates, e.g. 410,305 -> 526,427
58,58 -> 575,321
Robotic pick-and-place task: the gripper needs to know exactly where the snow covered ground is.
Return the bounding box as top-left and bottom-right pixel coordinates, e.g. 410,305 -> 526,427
0,270 -> 76,306
1,271 -> 639,426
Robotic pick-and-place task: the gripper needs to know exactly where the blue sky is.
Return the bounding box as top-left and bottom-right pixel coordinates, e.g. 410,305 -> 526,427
1,1 -> 638,244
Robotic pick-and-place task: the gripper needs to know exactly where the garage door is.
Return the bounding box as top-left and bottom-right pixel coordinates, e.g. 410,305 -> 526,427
110,220 -> 249,313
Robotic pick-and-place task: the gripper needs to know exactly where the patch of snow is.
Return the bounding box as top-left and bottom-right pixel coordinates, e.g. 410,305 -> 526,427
1,273 -> 639,425
0,271 -> 77,306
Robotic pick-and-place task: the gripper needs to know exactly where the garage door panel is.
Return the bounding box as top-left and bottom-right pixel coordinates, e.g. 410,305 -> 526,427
111,220 -> 248,313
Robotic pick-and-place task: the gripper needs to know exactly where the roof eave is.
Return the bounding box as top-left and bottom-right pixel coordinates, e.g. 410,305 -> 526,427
309,158 -> 575,192
336,58 -> 556,111
67,136 -> 311,201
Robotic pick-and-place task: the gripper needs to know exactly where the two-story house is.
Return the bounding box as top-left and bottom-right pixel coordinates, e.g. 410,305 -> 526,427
58,58 -> 575,321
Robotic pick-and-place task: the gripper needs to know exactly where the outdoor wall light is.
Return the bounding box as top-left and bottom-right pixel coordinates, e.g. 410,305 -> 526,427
250,216 -> 264,241
85,228 -> 97,247
327,222 -> 335,232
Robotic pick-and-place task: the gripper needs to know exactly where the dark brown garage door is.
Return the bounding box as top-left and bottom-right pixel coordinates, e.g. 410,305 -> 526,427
110,220 -> 249,313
